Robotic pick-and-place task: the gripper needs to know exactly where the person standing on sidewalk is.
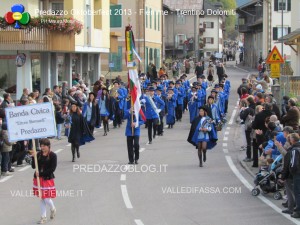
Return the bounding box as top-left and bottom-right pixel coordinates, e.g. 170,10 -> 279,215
31,138 -> 57,224
288,133 -> 300,218
1,123 -> 14,176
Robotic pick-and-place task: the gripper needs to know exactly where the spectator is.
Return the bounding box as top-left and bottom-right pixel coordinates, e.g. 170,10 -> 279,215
281,96 -> 290,117
55,105 -> 65,140
281,98 -> 300,130
1,123 -> 14,176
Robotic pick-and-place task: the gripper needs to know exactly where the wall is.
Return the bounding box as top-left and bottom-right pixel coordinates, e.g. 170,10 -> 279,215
291,0 -> 300,76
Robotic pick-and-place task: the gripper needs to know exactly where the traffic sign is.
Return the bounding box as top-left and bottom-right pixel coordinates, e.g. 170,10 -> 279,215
266,46 -> 284,64
270,63 -> 280,78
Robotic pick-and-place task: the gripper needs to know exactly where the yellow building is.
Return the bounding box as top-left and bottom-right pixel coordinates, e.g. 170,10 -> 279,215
0,0 -> 113,99
102,0 -> 163,78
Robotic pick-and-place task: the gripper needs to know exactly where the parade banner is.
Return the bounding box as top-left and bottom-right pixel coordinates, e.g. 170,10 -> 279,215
5,102 -> 56,142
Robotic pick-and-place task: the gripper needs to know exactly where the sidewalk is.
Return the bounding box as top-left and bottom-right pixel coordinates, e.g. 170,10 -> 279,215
235,63 -> 258,74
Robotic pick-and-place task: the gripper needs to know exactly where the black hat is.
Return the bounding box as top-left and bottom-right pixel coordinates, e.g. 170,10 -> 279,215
152,80 -> 158,84
219,84 -> 224,88
181,74 -> 187,78
89,92 -> 96,97
214,84 -> 220,88
191,86 -> 197,90
175,80 -> 181,85
192,82 -> 198,86
169,81 -> 174,85
211,89 -> 218,93
207,95 -> 215,100
148,87 -> 155,91
113,80 -> 120,85
156,86 -> 163,92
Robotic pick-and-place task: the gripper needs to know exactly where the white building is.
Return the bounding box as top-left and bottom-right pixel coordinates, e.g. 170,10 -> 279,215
200,0 -> 224,59
262,0 -> 292,60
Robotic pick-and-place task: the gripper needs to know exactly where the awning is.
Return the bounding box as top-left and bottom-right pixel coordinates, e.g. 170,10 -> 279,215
278,28 -> 300,45
278,28 -> 300,54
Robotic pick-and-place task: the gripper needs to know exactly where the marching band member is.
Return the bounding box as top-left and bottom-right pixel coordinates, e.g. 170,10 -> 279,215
156,86 -> 167,136
175,80 -> 184,122
144,87 -> 165,144
187,107 -> 212,167
188,86 -> 199,123
166,87 -> 176,128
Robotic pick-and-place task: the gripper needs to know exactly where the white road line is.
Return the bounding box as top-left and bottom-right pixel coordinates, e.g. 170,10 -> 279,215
225,156 -> 300,225
120,174 -> 126,181
223,149 -> 228,154
54,149 -> 63,154
226,127 -> 231,130
223,143 -> 228,147
164,125 -> 169,128
0,176 -> 13,183
134,219 -> 145,225
18,165 -> 31,172
223,137 -> 228,141
234,106 -> 238,109
139,148 -> 145,153
228,109 -> 237,125
66,144 -> 71,147
121,185 -> 133,209
188,76 -> 196,81
224,131 -> 229,135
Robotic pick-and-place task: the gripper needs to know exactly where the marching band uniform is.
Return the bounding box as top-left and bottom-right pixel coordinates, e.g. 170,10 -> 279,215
144,87 -> 165,144
188,86 -> 199,123
156,87 -> 167,136
166,88 -> 176,128
175,81 -> 184,122
124,109 -> 144,164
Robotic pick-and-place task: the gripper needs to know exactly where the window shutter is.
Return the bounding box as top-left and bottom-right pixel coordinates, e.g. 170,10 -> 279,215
273,27 -> 278,40
211,38 -> 214,44
287,0 -> 291,11
288,27 -> 291,34
274,0 -> 278,11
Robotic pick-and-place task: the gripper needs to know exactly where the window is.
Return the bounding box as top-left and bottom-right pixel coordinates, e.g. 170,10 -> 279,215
149,48 -> 153,61
109,46 -> 122,72
145,7 -> 148,28
158,13 -> 160,31
154,11 -> 156,30
275,0 -> 291,11
273,27 -> 290,40
110,5 -> 122,28
278,0 -> 287,11
51,2 -> 64,15
205,37 -> 214,44
205,22 -> 214,28
177,15 -> 186,25
150,8 -> 152,29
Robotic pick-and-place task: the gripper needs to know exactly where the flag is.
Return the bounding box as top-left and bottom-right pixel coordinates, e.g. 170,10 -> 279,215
128,69 -> 146,127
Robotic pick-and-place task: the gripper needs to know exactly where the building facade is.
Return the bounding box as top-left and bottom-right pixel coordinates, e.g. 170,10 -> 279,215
0,0 -> 112,99
101,0 -> 163,77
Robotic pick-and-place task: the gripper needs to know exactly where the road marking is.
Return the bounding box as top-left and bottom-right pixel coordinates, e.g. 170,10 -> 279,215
0,176 -> 13,183
223,149 -> 228,154
223,143 -> 228,147
188,76 -> 196,81
121,185 -> 133,209
54,149 -> 63,154
66,144 -> 71,147
228,109 -> 237,125
223,137 -> 228,141
225,156 -> 300,225
139,148 -> 145,153
120,174 -> 126,181
18,165 -> 31,172
134,219 -> 145,225
224,131 -> 229,135
164,125 -> 169,128
226,127 -> 231,130
94,131 -> 97,134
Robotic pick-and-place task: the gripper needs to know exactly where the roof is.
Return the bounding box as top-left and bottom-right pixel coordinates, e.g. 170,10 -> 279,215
278,28 -> 300,45
204,0 -> 220,10
237,0 -> 252,7
163,0 -> 204,11
237,0 -> 258,10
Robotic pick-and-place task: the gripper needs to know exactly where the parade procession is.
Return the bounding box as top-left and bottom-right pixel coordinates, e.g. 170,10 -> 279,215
1,0 -> 300,224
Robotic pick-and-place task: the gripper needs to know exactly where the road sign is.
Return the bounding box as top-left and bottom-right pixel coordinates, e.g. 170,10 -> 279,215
266,46 -> 284,64
5,102 -> 56,142
270,63 -> 281,78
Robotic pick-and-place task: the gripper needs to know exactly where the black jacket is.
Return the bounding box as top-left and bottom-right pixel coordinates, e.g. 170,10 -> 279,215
32,151 -> 57,180
252,110 -> 274,133
240,103 -> 255,121
55,111 -> 65,124
289,142 -> 300,175
282,147 -> 293,180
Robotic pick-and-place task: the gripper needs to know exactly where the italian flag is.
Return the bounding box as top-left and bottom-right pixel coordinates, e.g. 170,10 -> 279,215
128,69 -> 146,127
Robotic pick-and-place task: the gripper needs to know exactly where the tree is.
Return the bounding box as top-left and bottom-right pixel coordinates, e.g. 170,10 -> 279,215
208,0 -> 237,39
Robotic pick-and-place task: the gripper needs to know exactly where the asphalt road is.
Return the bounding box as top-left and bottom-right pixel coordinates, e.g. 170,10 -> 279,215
0,62 -> 299,225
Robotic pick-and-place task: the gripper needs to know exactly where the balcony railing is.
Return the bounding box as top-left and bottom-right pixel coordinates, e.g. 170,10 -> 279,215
0,27 -> 75,52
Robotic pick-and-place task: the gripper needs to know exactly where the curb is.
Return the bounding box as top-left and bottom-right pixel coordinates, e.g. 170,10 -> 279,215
239,154 -> 256,178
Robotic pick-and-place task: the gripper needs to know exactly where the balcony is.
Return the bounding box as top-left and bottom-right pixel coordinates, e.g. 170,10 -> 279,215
0,27 -> 75,52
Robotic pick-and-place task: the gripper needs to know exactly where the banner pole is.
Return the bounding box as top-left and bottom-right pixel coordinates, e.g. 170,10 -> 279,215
131,96 -> 134,136
32,139 -> 42,199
